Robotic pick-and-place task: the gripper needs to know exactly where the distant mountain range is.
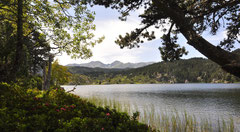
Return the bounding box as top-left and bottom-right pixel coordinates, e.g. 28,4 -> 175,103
68,57 -> 240,85
66,49 -> 240,69
66,61 -> 155,69
67,49 -> 240,84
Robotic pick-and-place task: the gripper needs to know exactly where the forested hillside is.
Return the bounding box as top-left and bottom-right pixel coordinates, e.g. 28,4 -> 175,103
68,58 -> 240,85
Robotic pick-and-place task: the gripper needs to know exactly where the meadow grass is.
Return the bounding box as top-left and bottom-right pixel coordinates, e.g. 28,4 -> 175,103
84,96 -> 237,132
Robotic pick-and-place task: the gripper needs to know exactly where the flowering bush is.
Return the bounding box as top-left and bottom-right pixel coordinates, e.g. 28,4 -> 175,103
0,82 -> 155,131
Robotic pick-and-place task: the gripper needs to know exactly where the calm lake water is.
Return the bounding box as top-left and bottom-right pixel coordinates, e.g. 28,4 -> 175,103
64,83 -> 240,129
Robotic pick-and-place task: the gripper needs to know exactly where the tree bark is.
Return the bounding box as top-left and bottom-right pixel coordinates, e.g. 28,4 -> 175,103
45,54 -> 54,90
12,0 -> 24,79
153,0 -> 240,78
179,28 -> 240,78
42,61 -> 46,90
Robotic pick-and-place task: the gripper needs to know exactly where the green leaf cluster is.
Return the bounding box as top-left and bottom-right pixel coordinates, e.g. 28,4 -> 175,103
0,82 -> 154,131
0,0 -> 103,81
51,60 -> 72,86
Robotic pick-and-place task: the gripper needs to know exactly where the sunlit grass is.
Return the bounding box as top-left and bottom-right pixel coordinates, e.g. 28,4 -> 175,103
84,96 -> 237,132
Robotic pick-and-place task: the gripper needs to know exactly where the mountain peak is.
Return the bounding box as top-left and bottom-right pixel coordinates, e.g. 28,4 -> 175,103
67,61 -> 155,69
89,61 -> 104,64
112,60 -> 121,63
111,61 -> 123,65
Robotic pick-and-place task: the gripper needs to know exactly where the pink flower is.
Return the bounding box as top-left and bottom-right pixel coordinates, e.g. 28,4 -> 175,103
106,113 -> 110,116
60,107 -> 66,111
101,127 -> 104,130
45,103 -> 49,106
64,105 -> 69,109
70,105 -> 75,108
56,109 -> 59,112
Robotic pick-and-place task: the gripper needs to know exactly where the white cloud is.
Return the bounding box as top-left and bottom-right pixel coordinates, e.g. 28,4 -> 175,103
56,18 -> 152,65
202,30 -> 239,50
56,5 -> 170,66
56,7 -> 212,66
203,30 -> 227,44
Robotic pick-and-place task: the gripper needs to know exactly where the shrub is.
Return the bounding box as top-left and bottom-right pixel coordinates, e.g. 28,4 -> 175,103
0,82 -> 154,132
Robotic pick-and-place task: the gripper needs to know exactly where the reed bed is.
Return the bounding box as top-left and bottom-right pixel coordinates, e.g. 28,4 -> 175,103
84,96 -> 237,132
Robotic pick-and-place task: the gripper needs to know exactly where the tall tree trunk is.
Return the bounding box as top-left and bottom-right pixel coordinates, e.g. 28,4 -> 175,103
33,64 -> 36,75
45,54 -> 54,90
12,0 -> 24,79
42,61 -> 46,90
153,0 -> 240,78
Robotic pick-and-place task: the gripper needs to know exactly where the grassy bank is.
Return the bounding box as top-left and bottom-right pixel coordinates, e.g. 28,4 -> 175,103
0,82 -> 153,131
85,96 -> 236,132
0,82 -> 237,132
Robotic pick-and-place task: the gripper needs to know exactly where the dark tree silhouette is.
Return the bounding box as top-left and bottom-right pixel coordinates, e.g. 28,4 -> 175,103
87,0 -> 240,77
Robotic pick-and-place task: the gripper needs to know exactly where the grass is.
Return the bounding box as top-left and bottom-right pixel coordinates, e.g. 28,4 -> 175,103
84,96 -> 237,132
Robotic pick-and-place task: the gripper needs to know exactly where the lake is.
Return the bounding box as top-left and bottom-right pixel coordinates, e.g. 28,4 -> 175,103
64,83 -> 240,130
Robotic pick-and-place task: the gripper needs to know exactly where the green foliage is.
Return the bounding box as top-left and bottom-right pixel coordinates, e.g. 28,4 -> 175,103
159,34 -> 188,61
0,21 -> 17,81
51,60 -> 72,86
91,0 -> 240,53
18,76 -> 43,90
0,0 -> 103,81
89,0 -> 240,78
70,74 -> 91,85
0,82 -> 154,131
0,0 -> 103,59
68,58 -> 240,84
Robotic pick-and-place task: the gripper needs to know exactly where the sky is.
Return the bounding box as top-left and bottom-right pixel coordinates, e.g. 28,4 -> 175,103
56,5 -> 227,66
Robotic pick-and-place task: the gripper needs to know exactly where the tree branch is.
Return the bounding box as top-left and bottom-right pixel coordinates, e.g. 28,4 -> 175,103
167,22 -> 174,39
66,85 -> 77,93
186,0 -> 240,18
53,0 -> 73,18
153,0 -> 240,77
0,7 -> 17,15
0,17 -> 16,22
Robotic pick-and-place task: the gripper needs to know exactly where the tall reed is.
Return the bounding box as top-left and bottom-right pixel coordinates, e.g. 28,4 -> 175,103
84,96 -> 237,132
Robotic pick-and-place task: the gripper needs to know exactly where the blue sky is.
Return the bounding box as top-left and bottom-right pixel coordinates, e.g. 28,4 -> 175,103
56,5 -> 229,65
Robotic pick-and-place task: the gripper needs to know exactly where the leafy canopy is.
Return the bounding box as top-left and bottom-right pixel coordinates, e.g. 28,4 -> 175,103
86,0 -> 240,61
0,0 -> 104,59
51,60 -> 72,85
